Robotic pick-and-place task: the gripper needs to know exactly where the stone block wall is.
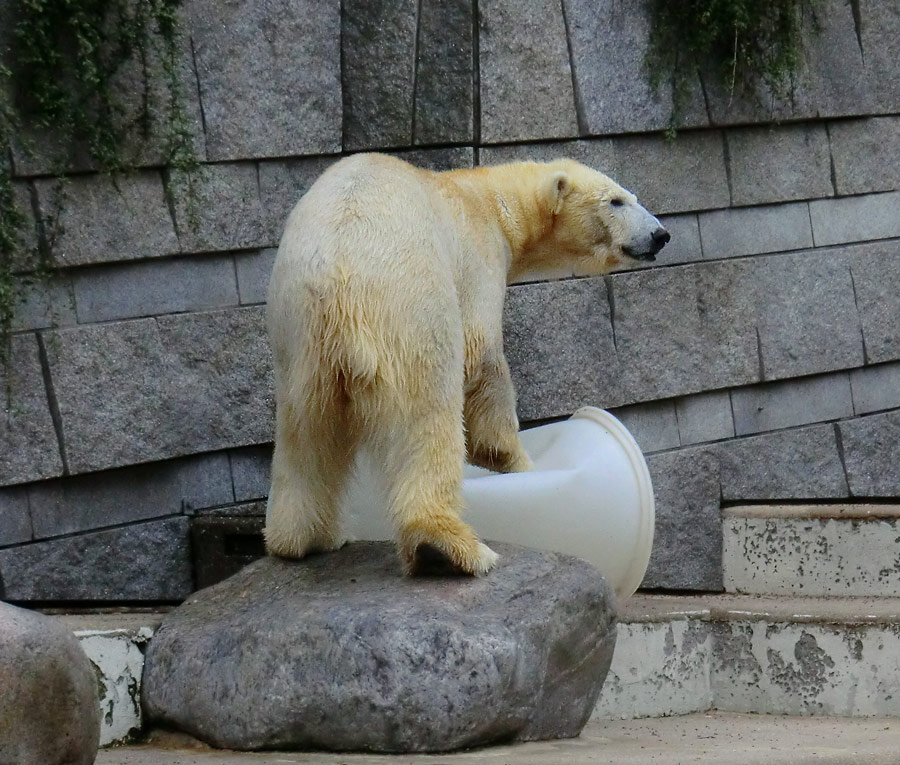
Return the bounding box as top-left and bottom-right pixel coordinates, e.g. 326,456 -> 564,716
1,0 -> 898,600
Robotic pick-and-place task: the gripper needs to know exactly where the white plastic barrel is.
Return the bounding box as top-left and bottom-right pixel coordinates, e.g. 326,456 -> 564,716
343,407 -> 655,599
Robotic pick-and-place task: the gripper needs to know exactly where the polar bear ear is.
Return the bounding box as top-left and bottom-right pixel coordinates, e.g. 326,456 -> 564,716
543,170 -> 571,215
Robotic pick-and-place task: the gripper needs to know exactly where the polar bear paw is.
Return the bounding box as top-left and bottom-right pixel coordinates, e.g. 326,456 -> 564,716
399,517 -> 499,577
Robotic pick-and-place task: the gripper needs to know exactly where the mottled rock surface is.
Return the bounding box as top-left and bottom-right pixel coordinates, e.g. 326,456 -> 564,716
0,602 -> 100,765
142,542 -> 616,753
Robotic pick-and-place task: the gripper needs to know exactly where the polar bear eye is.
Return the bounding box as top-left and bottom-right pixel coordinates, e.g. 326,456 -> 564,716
610,198 -> 624,207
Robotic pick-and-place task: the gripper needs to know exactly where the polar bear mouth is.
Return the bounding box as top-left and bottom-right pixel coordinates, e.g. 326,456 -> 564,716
621,245 -> 657,262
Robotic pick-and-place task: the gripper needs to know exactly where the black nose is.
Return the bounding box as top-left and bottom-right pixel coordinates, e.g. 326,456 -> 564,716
651,227 -> 670,252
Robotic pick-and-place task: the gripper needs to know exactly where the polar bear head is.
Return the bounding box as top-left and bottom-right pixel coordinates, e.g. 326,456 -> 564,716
519,159 -> 670,278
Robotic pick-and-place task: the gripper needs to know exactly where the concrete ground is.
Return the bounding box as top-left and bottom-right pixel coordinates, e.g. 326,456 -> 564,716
99,713 -> 900,765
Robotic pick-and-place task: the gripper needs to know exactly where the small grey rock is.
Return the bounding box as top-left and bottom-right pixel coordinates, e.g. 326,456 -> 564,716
0,602 -> 100,765
142,542 -> 616,752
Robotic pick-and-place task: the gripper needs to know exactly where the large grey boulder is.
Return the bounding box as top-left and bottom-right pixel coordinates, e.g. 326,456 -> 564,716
0,602 -> 100,765
142,542 -> 616,752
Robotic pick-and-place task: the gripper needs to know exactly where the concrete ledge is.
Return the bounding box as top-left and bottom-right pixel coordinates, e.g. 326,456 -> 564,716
724,504 -> 900,519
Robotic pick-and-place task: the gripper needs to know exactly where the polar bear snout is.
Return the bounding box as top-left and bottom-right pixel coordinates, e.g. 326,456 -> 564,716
652,227 -> 671,250
623,226 -> 670,262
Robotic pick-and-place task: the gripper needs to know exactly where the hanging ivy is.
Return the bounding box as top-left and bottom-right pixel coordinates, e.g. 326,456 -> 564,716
0,0 -> 197,361
646,0 -> 823,135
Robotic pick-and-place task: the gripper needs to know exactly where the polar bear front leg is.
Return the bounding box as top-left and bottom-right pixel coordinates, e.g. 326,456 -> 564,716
370,387 -> 499,576
464,350 -> 533,474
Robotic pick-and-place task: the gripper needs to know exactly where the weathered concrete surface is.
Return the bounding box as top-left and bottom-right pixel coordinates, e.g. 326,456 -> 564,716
95,713 -> 900,765
0,603 -> 99,765
592,619 -> 713,720
723,506 -> 900,597
78,627 -> 155,746
713,621 -> 900,716
142,542 -> 616,753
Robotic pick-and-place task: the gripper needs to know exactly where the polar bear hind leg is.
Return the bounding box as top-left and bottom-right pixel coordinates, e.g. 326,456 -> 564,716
264,369 -> 357,560
362,351 -> 498,577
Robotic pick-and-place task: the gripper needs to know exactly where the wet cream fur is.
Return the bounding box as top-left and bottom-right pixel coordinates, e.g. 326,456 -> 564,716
264,153 -> 663,575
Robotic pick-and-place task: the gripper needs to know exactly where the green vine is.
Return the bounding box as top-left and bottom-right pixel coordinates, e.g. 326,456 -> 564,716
0,0 -> 197,363
646,0 -> 823,136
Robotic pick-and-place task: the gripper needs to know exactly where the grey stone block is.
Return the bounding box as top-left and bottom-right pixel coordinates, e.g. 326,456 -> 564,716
9,9 -> 205,176
170,163 -> 267,252
0,603 -> 100,765
860,0 -> 900,112
195,500 -> 266,518
156,307 -> 274,458
186,0 -> 341,160
27,453 -> 233,539
142,543 -> 616,751
230,445 -> 273,502
44,307 -> 273,473
704,0 -> 873,125
848,240 -> 900,364
0,487 -> 32,547
504,278 -> 622,420
8,182 -> 39,272
486,135 -> 718,216
698,203 -> 813,260
839,410 -> 900,497
810,191 -> 900,247
850,362 -> 900,415
0,334 -> 63,486
73,255 -> 239,323
608,401 -> 679,453
43,318 -> 169,473
731,372 -> 854,437
257,156 -> 336,244
414,0 -> 474,145
676,392 -> 735,446
563,0 -> 708,135
390,147 -> 476,172
829,117 -> 900,196
718,424 -> 848,500
0,516 -> 192,600
655,214 -> 703,265
611,261 -> 759,403
479,138 -> 616,169
342,0 -> 417,150
235,249 -> 277,305
727,125 -> 833,207
10,275 -> 77,331
479,0 -> 579,143
612,132 -> 730,215
33,172 -> 179,268
751,251 -> 864,380
644,447 -> 722,591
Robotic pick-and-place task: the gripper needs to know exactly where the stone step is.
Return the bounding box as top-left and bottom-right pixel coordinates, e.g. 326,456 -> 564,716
95,712 -> 900,765
722,504 -> 900,597
56,593 -> 900,747
594,594 -> 900,720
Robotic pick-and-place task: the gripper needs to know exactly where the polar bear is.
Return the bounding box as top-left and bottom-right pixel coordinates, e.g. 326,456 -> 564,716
264,154 -> 669,576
